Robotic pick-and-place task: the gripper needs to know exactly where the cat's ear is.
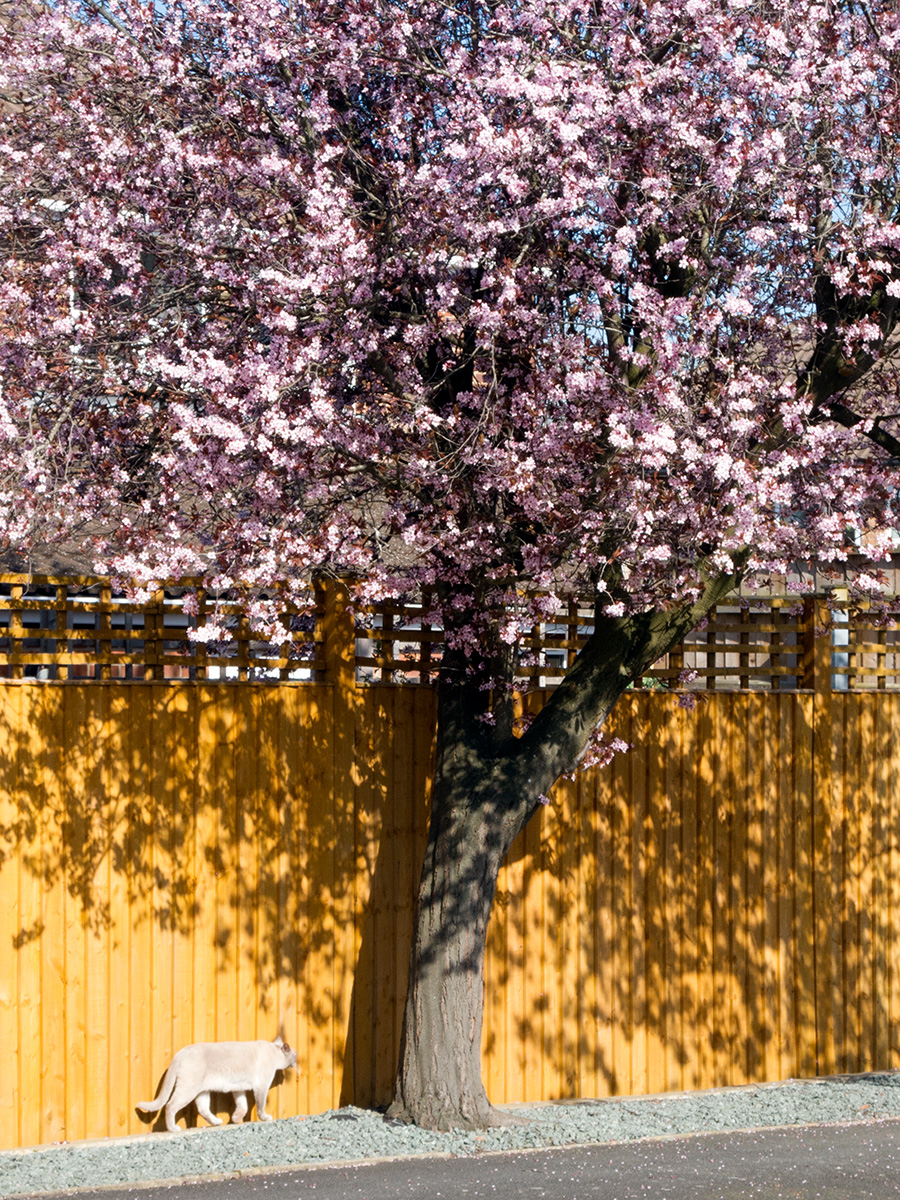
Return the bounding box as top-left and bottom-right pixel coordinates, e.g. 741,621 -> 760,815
274,1035 -> 284,1047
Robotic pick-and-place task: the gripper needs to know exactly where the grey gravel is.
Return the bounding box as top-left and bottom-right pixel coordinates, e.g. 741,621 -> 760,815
3,1073 -> 900,1197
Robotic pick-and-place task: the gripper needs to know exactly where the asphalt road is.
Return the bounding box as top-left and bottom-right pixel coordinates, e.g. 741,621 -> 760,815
31,1118 -> 900,1200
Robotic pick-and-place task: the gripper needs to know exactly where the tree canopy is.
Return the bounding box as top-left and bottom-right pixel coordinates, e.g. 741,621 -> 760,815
4,0 -> 900,628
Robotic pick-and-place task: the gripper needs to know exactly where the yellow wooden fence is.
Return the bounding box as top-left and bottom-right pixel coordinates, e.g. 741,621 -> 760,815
2,588 -> 900,1149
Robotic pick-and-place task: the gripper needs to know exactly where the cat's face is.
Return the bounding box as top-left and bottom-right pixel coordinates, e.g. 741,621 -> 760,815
279,1042 -> 298,1070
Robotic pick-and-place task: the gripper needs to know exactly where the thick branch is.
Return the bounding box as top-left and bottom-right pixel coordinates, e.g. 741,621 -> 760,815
801,260 -> 900,459
818,396 -> 900,461
512,557 -> 749,797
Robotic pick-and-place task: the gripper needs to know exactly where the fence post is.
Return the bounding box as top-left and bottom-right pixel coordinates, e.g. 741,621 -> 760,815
800,598 -> 831,692
8,583 -> 23,680
314,578 -> 360,1105
317,579 -> 356,691
143,587 -> 165,681
98,582 -> 112,681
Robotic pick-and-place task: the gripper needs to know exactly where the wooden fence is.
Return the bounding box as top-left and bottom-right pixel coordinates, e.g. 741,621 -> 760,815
2,580 -> 900,1149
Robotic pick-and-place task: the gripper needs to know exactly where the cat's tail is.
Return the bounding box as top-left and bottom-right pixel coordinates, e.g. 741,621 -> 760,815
137,1065 -> 176,1113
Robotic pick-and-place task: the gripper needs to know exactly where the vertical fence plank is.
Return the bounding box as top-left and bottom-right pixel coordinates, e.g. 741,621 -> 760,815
574,768 -> 596,1098
744,693 -> 765,1085
662,699 -> 685,1091
858,694 -> 876,1073
575,766 -> 599,1098
629,697 -> 648,1096
761,694 -> 781,1082
842,695 -> 861,1073
712,694 -> 733,1087
644,696 -> 666,1095
169,686 -> 197,1101
270,685 -> 308,1118
812,607 -> 837,1077
62,688 -> 87,1142
254,686 -> 284,1111
38,687 -> 67,1142
83,687 -> 111,1141
314,581 -> 358,1111
214,689 -> 238,1049
873,695 -> 891,1070
106,686 -> 132,1137
303,676 -> 334,1116
889,696 -> 900,1071
794,694 -> 817,1078
695,694 -> 716,1090
350,687 -> 383,1108
193,686 -> 222,1094
331,596 -> 361,1112
588,740 -> 612,1099
834,695 -> 852,1073
273,685 -> 305,1117
730,694 -> 750,1087
679,693 -> 700,1091
383,686 -> 416,1106
0,686 -> 19,1149
776,694 -> 797,1079
522,733 -> 545,1103
130,684 -> 156,1132
540,749 -> 563,1099
559,773 -> 581,1099
236,686 -> 260,1048
16,685 -> 42,1148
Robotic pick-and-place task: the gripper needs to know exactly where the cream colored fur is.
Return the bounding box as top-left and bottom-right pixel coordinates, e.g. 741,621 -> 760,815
137,1036 -> 298,1132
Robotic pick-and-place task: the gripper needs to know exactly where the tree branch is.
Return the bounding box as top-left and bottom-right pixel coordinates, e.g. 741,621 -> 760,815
511,555 -> 749,795
83,1 -> 151,62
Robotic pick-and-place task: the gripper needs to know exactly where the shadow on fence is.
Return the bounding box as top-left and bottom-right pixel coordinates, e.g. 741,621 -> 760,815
1,680 -> 899,1148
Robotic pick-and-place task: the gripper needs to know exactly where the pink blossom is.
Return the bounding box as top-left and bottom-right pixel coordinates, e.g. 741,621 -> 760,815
0,0 -> 898,645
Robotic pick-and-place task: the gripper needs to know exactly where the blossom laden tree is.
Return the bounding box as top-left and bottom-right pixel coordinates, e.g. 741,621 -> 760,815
3,0 -> 900,1130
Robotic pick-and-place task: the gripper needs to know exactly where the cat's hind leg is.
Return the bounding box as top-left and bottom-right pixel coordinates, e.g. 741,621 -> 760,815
163,1081 -> 201,1133
193,1091 -> 223,1127
231,1091 -> 249,1123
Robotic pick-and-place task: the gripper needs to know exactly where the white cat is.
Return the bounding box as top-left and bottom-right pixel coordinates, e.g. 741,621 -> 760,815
137,1036 -> 298,1132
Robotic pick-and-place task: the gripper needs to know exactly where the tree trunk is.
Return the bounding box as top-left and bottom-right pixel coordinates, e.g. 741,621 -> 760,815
388,778 -> 520,1129
387,653 -> 534,1129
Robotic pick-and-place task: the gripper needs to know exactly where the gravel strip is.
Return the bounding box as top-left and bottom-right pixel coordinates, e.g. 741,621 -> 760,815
3,1074 -> 900,1197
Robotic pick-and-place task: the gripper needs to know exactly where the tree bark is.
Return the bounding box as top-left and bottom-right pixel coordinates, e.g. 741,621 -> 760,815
387,648 -> 533,1129
387,778 -> 519,1129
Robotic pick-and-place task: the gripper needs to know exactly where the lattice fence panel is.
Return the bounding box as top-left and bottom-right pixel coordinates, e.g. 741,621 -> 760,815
830,602 -> 900,690
352,596 -> 818,691
0,576 -> 323,681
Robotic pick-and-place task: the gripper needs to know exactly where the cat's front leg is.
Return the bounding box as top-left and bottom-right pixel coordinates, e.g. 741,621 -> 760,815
253,1087 -> 273,1121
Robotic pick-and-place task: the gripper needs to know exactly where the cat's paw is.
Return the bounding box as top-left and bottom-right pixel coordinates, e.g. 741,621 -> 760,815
259,1112 -> 273,1121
